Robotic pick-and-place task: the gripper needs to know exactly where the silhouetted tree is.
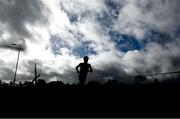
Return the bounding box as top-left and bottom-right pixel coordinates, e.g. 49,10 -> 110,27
9,81 -> 13,87
106,79 -> 119,87
134,75 -> 146,84
47,81 -> 65,88
87,81 -> 101,87
36,79 -> 46,87
19,82 -> 23,87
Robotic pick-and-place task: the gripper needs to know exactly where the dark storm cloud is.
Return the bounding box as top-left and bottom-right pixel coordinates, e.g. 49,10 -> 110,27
0,44 -> 25,51
20,57 -> 130,84
8,59 -> 78,84
123,38 -> 180,79
0,39 -> 26,51
0,0 -> 49,40
45,70 -> 79,84
88,63 -> 130,83
0,67 -> 14,81
0,59 -> 39,82
42,62 -> 130,84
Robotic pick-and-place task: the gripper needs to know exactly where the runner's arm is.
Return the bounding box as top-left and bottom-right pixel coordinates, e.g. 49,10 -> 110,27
88,64 -> 93,73
76,64 -> 80,73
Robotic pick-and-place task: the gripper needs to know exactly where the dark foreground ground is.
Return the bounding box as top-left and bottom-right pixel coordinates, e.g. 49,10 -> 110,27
0,80 -> 180,118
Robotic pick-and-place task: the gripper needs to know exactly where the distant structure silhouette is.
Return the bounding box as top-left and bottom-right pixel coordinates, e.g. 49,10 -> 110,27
32,63 -> 41,85
154,78 -> 159,85
76,56 -> 93,85
10,81 -> 13,87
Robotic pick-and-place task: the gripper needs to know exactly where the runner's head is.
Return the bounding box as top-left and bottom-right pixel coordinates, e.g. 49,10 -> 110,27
83,56 -> 89,63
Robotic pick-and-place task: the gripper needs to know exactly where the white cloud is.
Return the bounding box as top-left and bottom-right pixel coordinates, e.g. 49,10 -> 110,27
115,0 -> 180,40
59,0 -> 106,15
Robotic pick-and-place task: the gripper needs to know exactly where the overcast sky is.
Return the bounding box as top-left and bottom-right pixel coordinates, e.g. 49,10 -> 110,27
0,0 -> 180,84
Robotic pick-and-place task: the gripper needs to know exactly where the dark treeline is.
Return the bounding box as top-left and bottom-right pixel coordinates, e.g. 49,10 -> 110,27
0,77 -> 180,118
0,74 -> 180,90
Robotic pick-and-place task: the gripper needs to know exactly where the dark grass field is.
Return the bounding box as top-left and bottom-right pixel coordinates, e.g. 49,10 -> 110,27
0,81 -> 180,118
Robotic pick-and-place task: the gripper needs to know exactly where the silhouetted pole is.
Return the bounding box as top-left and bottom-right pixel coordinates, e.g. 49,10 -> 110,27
12,44 -> 21,86
32,63 -> 41,85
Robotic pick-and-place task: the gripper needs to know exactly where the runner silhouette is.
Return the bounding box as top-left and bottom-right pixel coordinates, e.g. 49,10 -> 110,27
76,56 -> 93,85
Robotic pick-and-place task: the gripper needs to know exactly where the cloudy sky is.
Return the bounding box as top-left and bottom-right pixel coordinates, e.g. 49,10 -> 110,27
0,0 -> 180,84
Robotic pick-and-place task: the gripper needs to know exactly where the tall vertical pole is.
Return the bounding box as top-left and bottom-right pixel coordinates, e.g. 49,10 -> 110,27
13,45 -> 21,86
